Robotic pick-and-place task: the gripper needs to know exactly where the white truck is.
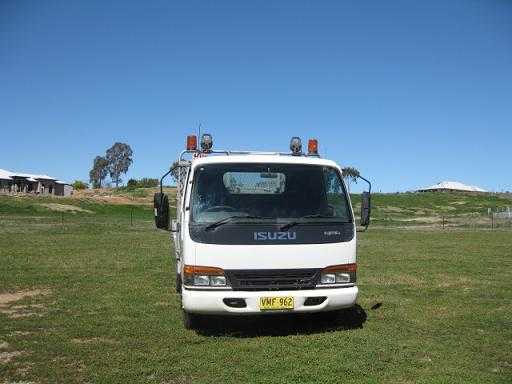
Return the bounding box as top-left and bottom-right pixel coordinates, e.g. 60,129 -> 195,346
154,134 -> 371,329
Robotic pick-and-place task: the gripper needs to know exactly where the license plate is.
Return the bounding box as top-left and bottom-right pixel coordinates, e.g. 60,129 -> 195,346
259,296 -> 294,310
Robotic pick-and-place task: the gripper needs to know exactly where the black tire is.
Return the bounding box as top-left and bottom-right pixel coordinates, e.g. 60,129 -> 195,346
319,309 -> 341,322
175,274 -> 182,294
183,311 -> 200,330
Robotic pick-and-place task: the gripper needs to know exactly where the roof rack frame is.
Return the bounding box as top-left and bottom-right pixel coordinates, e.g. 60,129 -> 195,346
178,149 -> 320,162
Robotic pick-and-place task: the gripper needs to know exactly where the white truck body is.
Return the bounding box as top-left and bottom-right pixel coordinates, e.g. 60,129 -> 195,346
168,150 -> 360,317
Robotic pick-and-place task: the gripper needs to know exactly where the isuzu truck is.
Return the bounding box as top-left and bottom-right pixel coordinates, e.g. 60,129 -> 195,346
154,134 -> 371,329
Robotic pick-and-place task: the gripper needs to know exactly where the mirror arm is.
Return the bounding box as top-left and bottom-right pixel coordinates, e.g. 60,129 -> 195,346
357,175 -> 371,194
160,164 -> 177,195
357,174 -> 372,232
171,220 -> 180,233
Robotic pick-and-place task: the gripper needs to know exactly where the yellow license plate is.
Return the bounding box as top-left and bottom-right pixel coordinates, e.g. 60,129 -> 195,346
259,296 -> 294,310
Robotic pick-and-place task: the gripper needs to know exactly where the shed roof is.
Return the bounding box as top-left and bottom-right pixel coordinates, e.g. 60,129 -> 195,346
0,168 -> 14,180
15,173 -> 56,180
0,168 -> 61,182
418,181 -> 486,192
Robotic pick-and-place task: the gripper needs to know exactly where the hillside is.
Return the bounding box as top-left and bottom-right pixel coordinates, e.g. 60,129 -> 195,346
351,192 -> 512,227
1,191 -> 511,383
74,186 -> 177,206
1,190 -> 511,228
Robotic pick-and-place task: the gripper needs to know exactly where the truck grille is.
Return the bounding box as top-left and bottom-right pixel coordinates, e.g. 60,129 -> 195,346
225,269 -> 321,291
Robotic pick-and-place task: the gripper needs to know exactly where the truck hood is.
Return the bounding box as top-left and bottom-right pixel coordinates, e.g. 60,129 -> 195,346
191,238 -> 357,270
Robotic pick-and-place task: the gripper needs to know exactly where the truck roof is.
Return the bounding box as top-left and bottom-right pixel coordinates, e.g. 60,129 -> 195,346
190,154 -> 340,168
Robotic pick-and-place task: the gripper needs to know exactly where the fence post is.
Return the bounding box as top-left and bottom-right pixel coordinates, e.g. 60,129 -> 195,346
130,208 -> 133,226
442,216 -> 445,229
491,213 -> 494,230
61,211 -> 64,225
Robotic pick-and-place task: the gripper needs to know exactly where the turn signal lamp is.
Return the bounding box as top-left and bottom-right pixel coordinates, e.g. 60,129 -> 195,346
200,133 -> 213,152
186,135 -> 197,151
183,265 -> 228,287
290,136 -> 302,155
308,139 -> 319,156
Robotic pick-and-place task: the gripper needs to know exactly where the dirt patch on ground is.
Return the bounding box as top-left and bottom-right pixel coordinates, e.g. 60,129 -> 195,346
365,274 -> 426,288
0,350 -> 24,364
399,216 -> 440,223
380,206 -> 407,213
73,187 -> 177,206
71,337 -> 119,345
437,276 -> 473,289
0,289 -> 50,319
434,205 -> 457,211
74,189 -> 151,206
450,201 -> 467,205
0,290 -> 50,306
8,331 -> 32,337
40,203 -> 93,214
87,194 -> 144,205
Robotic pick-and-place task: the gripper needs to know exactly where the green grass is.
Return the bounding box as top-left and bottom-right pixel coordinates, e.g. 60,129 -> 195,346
351,192 -> 512,227
0,195 -> 511,383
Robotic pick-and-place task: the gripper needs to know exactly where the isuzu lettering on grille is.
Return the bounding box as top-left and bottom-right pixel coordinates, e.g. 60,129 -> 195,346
253,231 -> 297,241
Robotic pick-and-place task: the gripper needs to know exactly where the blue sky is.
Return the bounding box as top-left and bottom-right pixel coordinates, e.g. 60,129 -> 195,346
1,0 -> 511,192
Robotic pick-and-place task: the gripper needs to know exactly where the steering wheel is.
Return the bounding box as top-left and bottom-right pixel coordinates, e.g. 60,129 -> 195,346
326,204 -> 336,216
204,205 -> 237,213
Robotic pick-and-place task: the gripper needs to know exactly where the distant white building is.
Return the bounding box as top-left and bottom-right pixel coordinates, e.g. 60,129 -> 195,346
417,181 -> 486,193
0,168 -> 73,196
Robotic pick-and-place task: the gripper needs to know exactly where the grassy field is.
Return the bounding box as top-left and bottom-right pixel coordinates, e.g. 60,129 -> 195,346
351,192 -> 512,227
1,194 -> 511,383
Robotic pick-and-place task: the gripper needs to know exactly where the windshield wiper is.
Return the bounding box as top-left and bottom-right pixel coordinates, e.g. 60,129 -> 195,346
279,214 -> 339,231
204,215 -> 270,232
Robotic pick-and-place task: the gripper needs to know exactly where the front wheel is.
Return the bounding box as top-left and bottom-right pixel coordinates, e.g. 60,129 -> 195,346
182,311 -> 200,330
175,274 -> 182,294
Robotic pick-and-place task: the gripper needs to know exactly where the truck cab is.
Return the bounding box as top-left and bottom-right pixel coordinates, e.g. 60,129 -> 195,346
154,135 -> 371,329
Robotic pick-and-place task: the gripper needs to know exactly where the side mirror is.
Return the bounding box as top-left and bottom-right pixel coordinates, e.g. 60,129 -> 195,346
154,193 -> 170,230
360,191 -> 371,227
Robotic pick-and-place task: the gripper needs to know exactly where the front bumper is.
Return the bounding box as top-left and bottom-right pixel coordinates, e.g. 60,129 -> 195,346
182,286 -> 358,315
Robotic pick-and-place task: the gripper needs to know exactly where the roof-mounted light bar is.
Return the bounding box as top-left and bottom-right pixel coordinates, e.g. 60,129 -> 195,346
182,133 -> 321,160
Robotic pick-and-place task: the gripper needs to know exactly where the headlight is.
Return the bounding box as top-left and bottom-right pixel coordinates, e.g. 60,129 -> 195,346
184,265 -> 229,288
320,273 -> 336,284
210,275 -> 227,286
318,264 -> 356,285
193,275 -> 210,286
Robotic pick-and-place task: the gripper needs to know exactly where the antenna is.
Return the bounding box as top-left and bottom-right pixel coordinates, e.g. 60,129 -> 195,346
197,122 -> 202,139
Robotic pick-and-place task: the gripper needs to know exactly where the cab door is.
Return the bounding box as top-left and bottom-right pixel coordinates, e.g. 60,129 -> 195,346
174,165 -> 191,271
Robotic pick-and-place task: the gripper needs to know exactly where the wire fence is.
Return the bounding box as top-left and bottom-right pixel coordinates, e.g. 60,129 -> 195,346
372,212 -> 512,230
443,213 -> 512,229
3,206 -> 512,231
3,215 -> 511,233
0,209 -> 156,231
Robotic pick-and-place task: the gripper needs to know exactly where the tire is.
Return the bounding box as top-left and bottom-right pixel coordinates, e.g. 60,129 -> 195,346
183,311 -> 200,330
175,274 -> 182,294
319,309 -> 341,322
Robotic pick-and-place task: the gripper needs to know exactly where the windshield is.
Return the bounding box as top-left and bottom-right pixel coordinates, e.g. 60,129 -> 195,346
190,163 -> 352,224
